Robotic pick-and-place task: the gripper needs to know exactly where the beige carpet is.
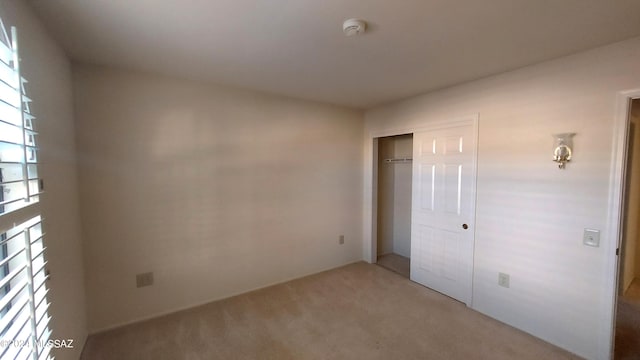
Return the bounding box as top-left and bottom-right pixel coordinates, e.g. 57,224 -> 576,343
622,277 -> 640,303
376,253 -> 410,278
616,278 -> 640,359
81,262 -> 580,360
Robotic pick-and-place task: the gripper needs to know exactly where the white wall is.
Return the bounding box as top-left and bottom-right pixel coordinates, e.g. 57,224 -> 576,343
0,2 -> 87,359
72,64 -> 364,332
364,36 -> 640,360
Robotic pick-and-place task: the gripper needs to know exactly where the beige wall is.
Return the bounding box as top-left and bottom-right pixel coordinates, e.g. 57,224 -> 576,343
621,106 -> 640,293
364,36 -> 640,359
622,110 -> 640,291
0,2 -> 87,359
622,117 -> 638,292
376,137 -> 395,255
392,136 -> 412,258
628,107 -> 640,286
72,64 -> 364,332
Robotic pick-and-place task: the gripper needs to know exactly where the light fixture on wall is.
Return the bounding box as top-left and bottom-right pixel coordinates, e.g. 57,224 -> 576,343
552,133 -> 575,169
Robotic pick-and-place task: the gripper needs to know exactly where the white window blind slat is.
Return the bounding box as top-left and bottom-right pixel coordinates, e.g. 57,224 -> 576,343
31,236 -> 44,249
35,302 -> 49,328
33,282 -> 49,302
0,100 -> 20,125
0,276 -> 27,312
0,59 -> 16,89
0,244 -> 24,268
0,118 -> 24,143
31,245 -> 45,260
0,183 -> 27,207
0,162 -> 23,183
33,283 -> 48,305
0,39 -> 11,66
2,345 -> 30,360
32,258 -> 47,278
6,323 -> 33,359
38,343 -> 52,360
35,314 -> 50,341
0,291 -> 29,334
0,140 -> 24,163
16,346 -> 32,360
0,197 -> 25,211
33,269 -> 47,292
36,328 -> 52,357
0,78 -> 19,107
0,310 -> 30,356
0,262 -> 26,289
0,118 -> 21,130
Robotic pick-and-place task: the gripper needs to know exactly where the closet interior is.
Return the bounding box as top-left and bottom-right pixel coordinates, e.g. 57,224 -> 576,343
376,134 -> 413,278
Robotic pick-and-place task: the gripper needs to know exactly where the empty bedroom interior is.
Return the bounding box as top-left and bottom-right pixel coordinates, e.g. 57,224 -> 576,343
2,1 -> 640,359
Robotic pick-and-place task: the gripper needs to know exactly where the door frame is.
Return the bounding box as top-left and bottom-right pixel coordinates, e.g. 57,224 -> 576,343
363,114 -> 479,271
605,89 -> 640,359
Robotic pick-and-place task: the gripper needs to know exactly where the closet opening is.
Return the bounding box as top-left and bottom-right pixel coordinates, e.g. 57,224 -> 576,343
375,134 -> 413,278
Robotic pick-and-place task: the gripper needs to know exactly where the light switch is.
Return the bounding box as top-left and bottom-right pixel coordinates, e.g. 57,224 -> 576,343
583,229 -> 600,247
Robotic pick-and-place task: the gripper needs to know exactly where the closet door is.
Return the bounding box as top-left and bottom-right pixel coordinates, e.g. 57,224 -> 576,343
410,120 -> 477,305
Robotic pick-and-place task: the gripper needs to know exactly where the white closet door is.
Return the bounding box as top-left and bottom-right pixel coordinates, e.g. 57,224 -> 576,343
410,121 -> 477,305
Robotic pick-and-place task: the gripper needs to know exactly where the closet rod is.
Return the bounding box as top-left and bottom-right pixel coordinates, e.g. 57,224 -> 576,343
384,158 -> 412,163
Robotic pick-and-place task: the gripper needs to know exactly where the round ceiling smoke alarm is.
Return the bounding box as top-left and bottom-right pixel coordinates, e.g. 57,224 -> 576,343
343,18 -> 367,36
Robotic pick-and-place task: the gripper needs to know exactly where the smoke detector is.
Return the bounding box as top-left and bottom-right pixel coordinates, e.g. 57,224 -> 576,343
343,18 -> 367,36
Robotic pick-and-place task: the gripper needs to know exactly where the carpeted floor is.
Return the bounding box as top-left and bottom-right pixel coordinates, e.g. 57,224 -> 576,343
622,278 -> 640,304
376,253 -> 410,278
615,278 -> 640,359
81,262 -> 580,360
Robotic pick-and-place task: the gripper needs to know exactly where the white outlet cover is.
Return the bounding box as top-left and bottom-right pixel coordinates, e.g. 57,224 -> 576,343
583,228 -> 600,247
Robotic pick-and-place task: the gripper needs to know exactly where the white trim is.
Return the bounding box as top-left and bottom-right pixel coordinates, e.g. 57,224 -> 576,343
364,129 -> 413,263
467,115 -> 480,307
369,115 -> 480,139
369,138 -> 379,263
363,113 -> 480,266
603,89 -> 640,360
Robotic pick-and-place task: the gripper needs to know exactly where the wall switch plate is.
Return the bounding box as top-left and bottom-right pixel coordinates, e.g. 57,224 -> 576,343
339,235 -> 345,245
136,272 -> 154,288
498,272 -> 510,288
583,229 -> 600,247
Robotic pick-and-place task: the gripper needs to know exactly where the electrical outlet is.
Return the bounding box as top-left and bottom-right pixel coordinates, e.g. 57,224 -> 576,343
136,272 -> 154,288
339,235 -> 345,245
498,272 -> 510,288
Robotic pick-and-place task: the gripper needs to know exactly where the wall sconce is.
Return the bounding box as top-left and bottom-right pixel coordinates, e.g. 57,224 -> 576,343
552,133 -> 575,169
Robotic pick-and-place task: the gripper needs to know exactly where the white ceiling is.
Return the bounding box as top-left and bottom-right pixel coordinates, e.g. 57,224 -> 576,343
27,0 -> 640,109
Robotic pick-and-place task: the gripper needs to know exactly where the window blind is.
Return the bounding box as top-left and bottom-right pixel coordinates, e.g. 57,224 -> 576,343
0,19 -> 53,360
0,22 -> 40,216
